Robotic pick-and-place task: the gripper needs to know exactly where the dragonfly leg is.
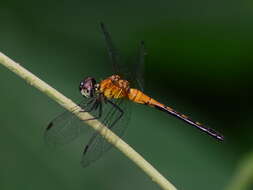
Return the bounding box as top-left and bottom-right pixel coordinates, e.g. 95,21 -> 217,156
107,100 -> 123,129
83,102 -> 103,121
79,98 -> 97,112
83,100 -> 123,156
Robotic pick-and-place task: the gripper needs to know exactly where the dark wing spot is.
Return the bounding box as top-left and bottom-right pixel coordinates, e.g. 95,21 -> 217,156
46,122 -> 53,130
84,145 -> 89,154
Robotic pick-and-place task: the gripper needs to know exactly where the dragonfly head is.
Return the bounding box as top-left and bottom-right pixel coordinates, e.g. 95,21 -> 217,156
79,77 -> 98,98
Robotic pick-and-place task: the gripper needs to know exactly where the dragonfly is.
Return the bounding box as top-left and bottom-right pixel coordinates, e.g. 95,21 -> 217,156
45,23 -> 224,168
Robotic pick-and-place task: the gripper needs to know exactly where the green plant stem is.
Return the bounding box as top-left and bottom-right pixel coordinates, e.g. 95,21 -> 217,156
0,52 -> 177,190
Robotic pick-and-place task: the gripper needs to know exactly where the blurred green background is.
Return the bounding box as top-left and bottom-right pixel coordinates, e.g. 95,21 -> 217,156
0,0 -> 252,190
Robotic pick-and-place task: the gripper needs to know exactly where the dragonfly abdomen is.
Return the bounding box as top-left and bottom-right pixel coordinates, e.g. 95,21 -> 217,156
154,104 -> 224,141
128,88 -> 223,141
128,88 -> 161,107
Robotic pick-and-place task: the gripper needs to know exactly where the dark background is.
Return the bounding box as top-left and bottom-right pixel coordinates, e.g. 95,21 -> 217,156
0,0 -> 252,190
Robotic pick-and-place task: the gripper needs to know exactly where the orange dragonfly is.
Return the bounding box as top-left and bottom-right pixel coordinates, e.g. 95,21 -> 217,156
45,23 -> 224,167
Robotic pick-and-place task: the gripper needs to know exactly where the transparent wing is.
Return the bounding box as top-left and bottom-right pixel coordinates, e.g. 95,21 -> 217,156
100,22 -> 120,74
44,98 -> 97,147
81,98 -> 131,167
100,22 -> 129,77
129,41 -> 146,91
100,22 -> 146,91
136,41 -> 146,91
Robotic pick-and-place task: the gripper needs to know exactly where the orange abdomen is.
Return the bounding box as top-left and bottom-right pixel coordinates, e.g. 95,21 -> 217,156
127,88 -> 164,108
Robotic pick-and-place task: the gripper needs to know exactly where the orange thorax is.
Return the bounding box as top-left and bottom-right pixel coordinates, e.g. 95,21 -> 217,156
99,75 -> 130,99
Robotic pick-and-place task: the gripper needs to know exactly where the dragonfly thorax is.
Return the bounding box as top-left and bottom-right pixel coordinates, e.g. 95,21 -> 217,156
99,75 -> 130,99
79,77 -> 99,98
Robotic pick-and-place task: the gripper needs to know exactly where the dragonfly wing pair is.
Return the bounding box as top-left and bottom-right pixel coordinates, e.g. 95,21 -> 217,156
45,23 -> 144,167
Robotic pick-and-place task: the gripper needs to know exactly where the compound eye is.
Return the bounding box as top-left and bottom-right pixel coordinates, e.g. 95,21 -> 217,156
79,77 -> 96,98
82,88 -> 92,97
